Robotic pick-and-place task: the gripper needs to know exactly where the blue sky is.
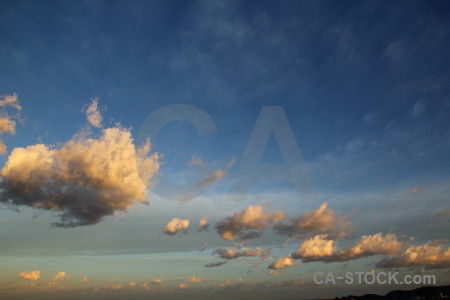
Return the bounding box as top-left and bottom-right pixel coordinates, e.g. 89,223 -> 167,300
0,0 -> 450,299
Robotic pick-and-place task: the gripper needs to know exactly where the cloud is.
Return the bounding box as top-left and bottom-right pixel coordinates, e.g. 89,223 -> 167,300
151,279 -> 162,284
52,272 -> 66,281
335,233 -> 403,261
411,186 -> 421,194
196,169 -> 228,187
268,257 -> 297,269
435,209 -> 450,218
269,270 -> 280,276
227,157 -> 237,169
376,240 -> 450,269
198,216 -> 209,231
291,235 -> 337,260
19,270 -> 41,281
176,283 -> 191,290
0,94 -> 21,155
214,247 -> 263,259
204,261 -> 227,267
186,276 -> 203,283
162,218 -> 190,235
0,93 -> 21,110
80,276 -> 88,283
0,100 -> 160,227
188,156 -> 205,168
216,205 -> 287,240
273,202 -> 350,239
290,233 -> 403,263
85,98 -> 103,128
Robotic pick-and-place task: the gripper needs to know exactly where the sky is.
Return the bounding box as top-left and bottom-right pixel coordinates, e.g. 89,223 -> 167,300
0,0 -> 450,299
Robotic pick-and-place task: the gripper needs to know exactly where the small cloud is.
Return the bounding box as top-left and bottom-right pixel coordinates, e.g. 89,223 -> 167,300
85,97 -> 103,128
411,186 -> 421,194
162,218 -> 190,235
204,261 -> 227,268
0,93 -> 21,110
227,157 -> 237,169
214,247 -> 263,259
188,156 -> 205,168
268,257 -> 297,269
435,210 -> 450,218
273,202 -> 350,239
19,270 -> 41,281
291,235 -> 337,260
186,276 -> 203,283
269,270 -> 280,276
216,205 -> 286,240
151,279 -> 162,284
80,276 -> 88,283
176,283 -> 191,290
196,169 -> 228,187
128,281 -> 137,287
198,216 -> 209,231
52,272 -> 66,281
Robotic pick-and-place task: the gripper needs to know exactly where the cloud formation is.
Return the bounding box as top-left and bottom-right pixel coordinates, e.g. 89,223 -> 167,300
186,276 -> 203,283
198,216 -> 209,231
80,276 -> 88,283
376,240 -> 450,269
335,233 -> 403,261
85,98 -> 103,128
162,218 -> 190,235
216,205 -> 286,240
52,272 -> 66,281
273,202 -> 350,239
204,261 -> 227,267
214,247 -> 263,259
0,94 -> 21,155
268,257 -> 296,269
0,100 -> 160,227
291,235 -> 337,260
196,169 -> 228,187
19,270 -> 40,281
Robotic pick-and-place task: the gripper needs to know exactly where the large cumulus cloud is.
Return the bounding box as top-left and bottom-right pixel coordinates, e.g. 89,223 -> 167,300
0,99 -> 160,227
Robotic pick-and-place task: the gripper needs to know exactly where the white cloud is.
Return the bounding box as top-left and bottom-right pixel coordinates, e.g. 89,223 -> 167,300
19,270 -> 40,281
198,216 -> 209,231
216,205 -> 286,240
214,247 -> 262,259
273,202 -> 350,239
0,100 -> 160,227
85,98 -> 103,128
196,169 -> 228,187
376,240 -> 450,269
268,256 -> 296,269
291,235 -> 337,259
162,218 -> 190,235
